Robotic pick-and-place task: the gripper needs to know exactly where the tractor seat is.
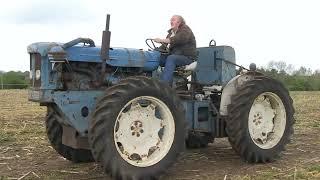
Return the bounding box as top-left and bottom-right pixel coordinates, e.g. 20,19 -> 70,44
175,50 -> 199,72
175,61 -> 197,77
176,61 -> 197,71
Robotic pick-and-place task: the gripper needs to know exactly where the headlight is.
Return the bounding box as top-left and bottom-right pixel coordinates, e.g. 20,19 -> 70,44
29,71 -> 33,79
35,70 -> 41,80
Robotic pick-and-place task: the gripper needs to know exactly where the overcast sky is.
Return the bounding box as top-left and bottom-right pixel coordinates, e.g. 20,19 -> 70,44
0,0 -> 319,72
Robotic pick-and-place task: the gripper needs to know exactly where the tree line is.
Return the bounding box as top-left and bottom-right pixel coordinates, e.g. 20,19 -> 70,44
257,61 -> 320,91
0,71 -> 29,89
0,61 -> 319,90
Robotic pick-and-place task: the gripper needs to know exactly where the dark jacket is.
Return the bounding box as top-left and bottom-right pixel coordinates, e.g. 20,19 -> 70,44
161,24 -> 197,60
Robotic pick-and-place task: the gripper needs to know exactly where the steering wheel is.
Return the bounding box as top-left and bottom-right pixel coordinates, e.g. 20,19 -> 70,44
145,39 -> 169,54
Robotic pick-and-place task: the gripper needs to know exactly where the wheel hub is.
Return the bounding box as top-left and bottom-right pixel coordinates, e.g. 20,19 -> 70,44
248,92 -> 286,149
130,121 -> 144,137
114,96 -> 175,167
251,109 -> 275,144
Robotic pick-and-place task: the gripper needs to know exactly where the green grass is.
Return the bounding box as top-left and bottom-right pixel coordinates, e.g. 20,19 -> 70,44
308,164 -> 320,173
0,131 -> 16,145
0,176 -> 9,180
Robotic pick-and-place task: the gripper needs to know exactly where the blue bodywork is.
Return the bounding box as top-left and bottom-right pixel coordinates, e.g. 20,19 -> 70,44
183,100 -> 213,131
196,46 -> 236,86
28,41 -> 236,135
27,42 -> 160,74
66,46 -> 160,71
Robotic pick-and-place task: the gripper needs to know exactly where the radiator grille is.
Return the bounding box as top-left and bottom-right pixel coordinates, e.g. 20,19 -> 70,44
29,53 -> 41,89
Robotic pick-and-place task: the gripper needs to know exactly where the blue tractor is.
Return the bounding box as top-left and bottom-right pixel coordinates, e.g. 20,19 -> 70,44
27,15 -> 294,179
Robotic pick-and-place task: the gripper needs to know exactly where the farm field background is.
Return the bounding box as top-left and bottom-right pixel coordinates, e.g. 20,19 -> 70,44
0,90 -> 319,179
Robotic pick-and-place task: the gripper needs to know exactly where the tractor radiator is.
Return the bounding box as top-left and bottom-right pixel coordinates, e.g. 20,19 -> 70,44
29,53 -> 41,89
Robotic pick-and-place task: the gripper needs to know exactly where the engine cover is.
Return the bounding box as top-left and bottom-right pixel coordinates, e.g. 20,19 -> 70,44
66,46 -> 161,71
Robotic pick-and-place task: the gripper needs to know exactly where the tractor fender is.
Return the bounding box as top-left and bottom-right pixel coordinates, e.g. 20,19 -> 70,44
219,71 -> 264,116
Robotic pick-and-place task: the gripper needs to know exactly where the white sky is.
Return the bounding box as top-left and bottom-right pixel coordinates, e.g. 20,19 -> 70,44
0,0 -> 319,72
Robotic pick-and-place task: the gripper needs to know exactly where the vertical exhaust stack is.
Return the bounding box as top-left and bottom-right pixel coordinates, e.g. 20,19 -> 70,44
100,14 -> 111,83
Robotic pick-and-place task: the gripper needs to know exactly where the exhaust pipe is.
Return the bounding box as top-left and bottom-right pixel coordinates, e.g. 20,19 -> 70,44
100,14 -> 111,84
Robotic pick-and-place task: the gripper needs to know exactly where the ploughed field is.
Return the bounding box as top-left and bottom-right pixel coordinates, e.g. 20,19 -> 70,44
0,90 -> 319,179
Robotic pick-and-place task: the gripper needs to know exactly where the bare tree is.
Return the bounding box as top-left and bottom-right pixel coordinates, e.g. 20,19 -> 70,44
285,64 -> 295,75
267,61 -> 287,72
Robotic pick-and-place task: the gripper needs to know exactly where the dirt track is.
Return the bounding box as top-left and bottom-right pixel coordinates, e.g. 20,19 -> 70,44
0,90 -> 319,179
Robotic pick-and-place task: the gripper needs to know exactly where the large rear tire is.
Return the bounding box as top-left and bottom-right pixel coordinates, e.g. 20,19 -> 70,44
226,75 -> 294,163
89,76 -> 186,179
46,105 -> 94,163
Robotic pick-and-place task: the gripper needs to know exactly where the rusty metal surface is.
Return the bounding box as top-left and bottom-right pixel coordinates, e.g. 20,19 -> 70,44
27,42 -> 60,56
62,125 -> 90,149
29,53 -> 41,89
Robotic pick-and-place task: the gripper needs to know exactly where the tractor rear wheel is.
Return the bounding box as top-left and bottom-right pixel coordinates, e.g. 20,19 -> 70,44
46,105 -> 94,162
226,75 -> 294,163
89,76 -> 186,179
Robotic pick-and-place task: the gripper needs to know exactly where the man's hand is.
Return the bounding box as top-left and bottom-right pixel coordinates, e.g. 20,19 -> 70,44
153,38 -> 163,43
153,38 -> 170,44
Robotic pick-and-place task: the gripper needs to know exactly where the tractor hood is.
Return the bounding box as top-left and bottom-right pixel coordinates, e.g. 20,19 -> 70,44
27,42 -> 161,71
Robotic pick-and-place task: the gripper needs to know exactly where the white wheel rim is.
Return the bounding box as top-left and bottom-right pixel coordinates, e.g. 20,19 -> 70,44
114,96 -> 175,167
248,92 -> 286,149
